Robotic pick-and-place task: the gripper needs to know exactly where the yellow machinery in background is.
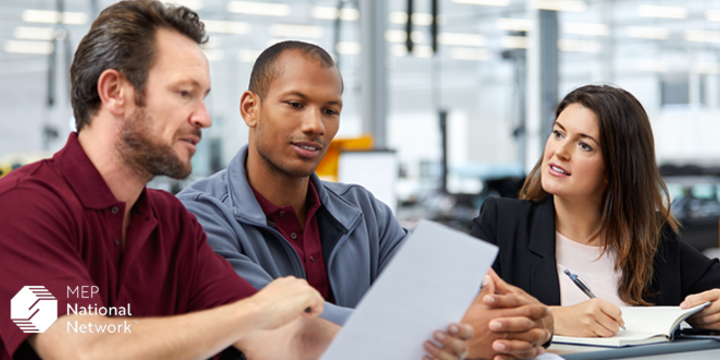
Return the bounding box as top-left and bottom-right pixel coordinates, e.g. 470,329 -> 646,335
0,153 -> 53,179
315,135 -> 374,182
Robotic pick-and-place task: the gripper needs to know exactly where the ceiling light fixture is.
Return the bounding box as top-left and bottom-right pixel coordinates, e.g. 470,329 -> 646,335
21,10 -> 88,25
270,24 -> 324,38
452,0 -> 510,7
562,22 -> 609,36
637,5 -> 687,19
312,7 -> 359,21
203,20 -> 251,34
13,27 -> 56,41
438,33 -> 485,47
624,26 -> 669,40
226,1 -> 290,16
533,0 -> 587,12
4,40 -> 55,54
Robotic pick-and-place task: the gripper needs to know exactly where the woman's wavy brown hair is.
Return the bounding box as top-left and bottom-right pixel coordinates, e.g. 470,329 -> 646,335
519,84 -> 679,305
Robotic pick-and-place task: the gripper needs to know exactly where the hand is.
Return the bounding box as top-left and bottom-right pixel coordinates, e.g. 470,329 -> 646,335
682,289 -> 720,330
462,270 -> 553,360
246,276 -> 325,330
551,298 -> 624,337
422,323 -> 474,360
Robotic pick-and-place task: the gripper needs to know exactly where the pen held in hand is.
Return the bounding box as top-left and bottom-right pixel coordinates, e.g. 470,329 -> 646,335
563,269 -> 627,331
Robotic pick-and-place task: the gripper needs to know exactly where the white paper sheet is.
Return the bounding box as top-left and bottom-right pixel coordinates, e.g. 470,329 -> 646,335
320,219 -> 499,360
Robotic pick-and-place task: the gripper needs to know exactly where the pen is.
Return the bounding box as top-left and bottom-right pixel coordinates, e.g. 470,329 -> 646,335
563,269 -> 627,331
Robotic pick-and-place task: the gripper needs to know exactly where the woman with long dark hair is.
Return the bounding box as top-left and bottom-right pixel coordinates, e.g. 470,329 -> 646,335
471,84 -> 720,337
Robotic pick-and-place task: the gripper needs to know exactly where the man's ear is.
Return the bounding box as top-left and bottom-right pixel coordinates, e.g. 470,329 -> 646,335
240,91 -> 260,128
97,69 -> 132,117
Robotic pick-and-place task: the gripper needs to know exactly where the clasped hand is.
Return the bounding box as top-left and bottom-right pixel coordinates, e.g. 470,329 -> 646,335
461,269 -> 553,360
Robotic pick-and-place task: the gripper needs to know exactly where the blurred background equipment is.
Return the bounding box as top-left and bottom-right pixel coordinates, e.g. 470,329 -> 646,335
1,0 -> 720,258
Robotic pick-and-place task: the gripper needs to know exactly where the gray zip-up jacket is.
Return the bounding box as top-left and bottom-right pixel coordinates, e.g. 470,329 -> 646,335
176,146 -> 408,325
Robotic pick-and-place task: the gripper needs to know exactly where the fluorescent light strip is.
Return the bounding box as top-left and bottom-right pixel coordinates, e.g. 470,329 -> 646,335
312,7 -> 359,21
450,47 -> 491,61
453,0 -> 510,6
4,40 -> 54,54
562,22 -> 609,36
227,1 -> 290,16
238,49 -> 262,63
625,26 -> 669,40
685,30 -> 720,43
389,12 -> 436,26
385,30 -> 425,43
160,0 -> 203,11
270,24 -> 324,39
21,10 -> 88,25
14,26 -> 56,41
497,18 -> 532,31
336,41 -> 361,55
391,44 -> 408,57
533,0 -> 587,12
557,39 -> 601,53
636,59 -> 667,72
694,62 -> 720,75
502,36 -> 528,49
706,10 -> 720,22
203,20 -> 251,34
413,45 -> 434,58
638,5 -> 687,19
438,32 -> 485,47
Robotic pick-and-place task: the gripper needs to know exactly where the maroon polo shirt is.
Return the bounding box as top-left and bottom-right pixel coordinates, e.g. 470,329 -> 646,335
251,182 -> 332,301
0,133 -> 257,360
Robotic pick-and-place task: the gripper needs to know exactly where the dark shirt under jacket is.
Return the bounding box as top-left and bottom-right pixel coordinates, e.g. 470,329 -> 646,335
470,196 -> 720,306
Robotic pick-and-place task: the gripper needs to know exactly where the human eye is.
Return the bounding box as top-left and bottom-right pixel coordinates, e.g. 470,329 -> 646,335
179,90 -> 192,99
287,101 -> 303,109
552,130 -> 563,139
579,142 -> 593,152
325,108 -> 339,116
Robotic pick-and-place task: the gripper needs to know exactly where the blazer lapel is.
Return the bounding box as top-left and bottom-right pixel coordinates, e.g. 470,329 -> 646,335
528,197 -> 562,306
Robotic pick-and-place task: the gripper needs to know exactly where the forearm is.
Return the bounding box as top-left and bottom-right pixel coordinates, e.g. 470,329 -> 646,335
236,316 -> 340,360
30,299 -> 265,360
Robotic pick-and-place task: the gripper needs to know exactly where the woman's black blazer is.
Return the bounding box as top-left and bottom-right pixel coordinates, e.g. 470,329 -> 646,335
470,196 -> 720,306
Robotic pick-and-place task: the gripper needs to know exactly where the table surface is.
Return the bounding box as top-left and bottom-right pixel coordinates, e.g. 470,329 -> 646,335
548,339 -> 720,360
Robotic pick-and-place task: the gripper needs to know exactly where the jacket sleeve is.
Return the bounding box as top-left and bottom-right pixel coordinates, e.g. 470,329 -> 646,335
673,232 -> 720,298
469,197 -> 501,275
178,192 -> 353,325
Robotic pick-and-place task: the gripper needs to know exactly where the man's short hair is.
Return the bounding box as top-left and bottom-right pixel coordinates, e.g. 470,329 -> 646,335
249,41 -> 340,100
70,0 -> 207,132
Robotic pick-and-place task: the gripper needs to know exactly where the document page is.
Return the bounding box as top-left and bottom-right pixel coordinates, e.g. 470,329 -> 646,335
319,220 -> 499,360
620,303 -> 710,334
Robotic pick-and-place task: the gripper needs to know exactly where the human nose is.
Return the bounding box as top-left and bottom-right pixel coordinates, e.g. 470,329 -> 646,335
191,100 -> 212,129
554,138 -> 571,160
300,106 -> 325,135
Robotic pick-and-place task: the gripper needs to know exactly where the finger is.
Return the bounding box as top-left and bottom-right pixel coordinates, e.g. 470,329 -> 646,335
433,330 -> 468,358
448,323 -> 474,341
598,301 -> 625,329
423,340 -> 459,360
480,274 -> 497,299
592,316 -> 619,337
489,317 -> 535,333
503,328 -> 550,347
492,339 -> 542,358
689,312 -> 720,328
681,290 -> 720,309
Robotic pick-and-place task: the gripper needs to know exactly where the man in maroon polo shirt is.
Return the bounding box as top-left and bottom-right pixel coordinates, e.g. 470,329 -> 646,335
0,1 -> 473,360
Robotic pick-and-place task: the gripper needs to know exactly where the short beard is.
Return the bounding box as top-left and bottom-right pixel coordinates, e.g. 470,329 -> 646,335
117,107 -> 192,180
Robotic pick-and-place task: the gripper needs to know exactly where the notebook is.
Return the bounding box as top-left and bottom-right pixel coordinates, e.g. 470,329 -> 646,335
551,302 -> 711,347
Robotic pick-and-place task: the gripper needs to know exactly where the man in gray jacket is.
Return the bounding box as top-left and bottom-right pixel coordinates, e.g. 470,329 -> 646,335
178,41 -> 552,359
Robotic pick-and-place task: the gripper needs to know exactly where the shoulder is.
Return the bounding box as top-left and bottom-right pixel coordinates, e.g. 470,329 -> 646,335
0,160 -> 79,216
480,196 -> 538,218
176,169 -> 230,203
